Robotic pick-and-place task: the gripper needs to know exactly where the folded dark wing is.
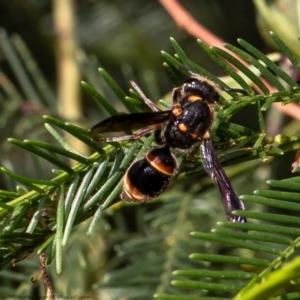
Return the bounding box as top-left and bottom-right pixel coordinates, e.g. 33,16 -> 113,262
90,111 -> 171,133
200,138 -> 246,223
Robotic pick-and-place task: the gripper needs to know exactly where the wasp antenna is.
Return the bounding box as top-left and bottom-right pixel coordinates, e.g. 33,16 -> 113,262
178,64 -> 190,72
178,64 -> 198,76
130,80 -> 147,99
221,86 -> 248,95
130,80 -> 160,112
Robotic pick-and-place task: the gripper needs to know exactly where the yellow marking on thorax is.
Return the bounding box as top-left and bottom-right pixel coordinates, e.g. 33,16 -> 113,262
178,123 -> 188,132
188,95 -> 202,102
190,133 -> 198,139
172,104 -> 183,117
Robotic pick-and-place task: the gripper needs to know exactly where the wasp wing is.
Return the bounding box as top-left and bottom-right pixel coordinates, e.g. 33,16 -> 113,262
200,138 -> 246,223
90,111 -> 171,134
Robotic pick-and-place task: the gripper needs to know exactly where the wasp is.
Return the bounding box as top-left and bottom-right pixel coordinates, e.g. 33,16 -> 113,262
90,72 -> 247,223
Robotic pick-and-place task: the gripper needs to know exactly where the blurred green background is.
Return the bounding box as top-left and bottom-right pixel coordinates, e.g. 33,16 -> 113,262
0,0 -> 299,299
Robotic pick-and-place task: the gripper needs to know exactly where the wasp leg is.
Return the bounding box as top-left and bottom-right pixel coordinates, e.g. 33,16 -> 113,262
221,87 -> 248,95
171,87 -> 181,105
153,126 -> 165,145
93,125 -> 159,142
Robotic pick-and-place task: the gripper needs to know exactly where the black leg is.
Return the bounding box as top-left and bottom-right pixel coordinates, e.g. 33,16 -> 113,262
93,125 -> 159,142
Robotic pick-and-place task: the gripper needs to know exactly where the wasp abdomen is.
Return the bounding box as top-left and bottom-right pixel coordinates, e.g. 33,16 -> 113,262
122,147 -> 177,202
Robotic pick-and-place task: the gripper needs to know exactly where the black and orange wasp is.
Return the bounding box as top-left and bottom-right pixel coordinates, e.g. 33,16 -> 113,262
90,71 -> 247,223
